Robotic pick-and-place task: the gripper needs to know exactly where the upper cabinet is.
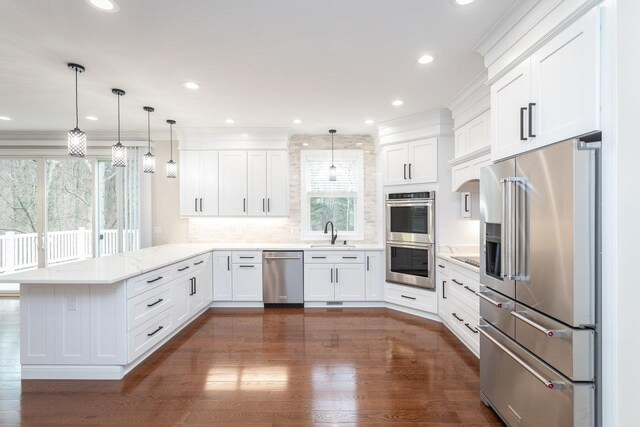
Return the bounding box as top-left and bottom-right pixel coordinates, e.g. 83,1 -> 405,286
382,138 -> 438,186
180,149 -> 288,218
454,110 -> 490,159
179,151 -> 219,217
491,8 -> 600,161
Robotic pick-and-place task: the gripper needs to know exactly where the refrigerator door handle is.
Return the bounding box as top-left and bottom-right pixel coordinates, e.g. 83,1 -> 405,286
513,177 -> 529,281
477,326 -> 564,390
501,178 -> 513,279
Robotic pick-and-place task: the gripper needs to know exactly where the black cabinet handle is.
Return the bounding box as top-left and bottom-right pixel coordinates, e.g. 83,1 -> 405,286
263,198 -> 265,212
342,256 -> 357,259
463,285 -> 476,294
147,326 -> 164,337
147,276 -> 163,284
189,278 -> 194,296
401,295 -> 416,300
528,103 -> 536,137
200,198 -> 203,212
442,281 -> 447,299
465,323 -> 479,333
239,265 -> 255,268
438,264 -> 445,269
194,198 -> 197,212
194,260 -> 204,265
147,298 -> 164,307
403,164 -> 407,180
239,256 -> 255,259
464,194 -> 470,212
312,256 -> 327,259
243,198 -> 246,212
194,277 -> 197,294
408,163 -> 412,179
520,107 -> 528,141
178,266 -> 190,272
330,268 -> 333,283
268,198 -> 270,212
335,268 -> 339,283
227,256 -> 230,271
366,256 -> 370,271
452,279 -> 464,286
452,313 -> 464,322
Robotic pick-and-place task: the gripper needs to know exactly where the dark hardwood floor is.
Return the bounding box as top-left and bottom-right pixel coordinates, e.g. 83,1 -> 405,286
0,297 -> 501,425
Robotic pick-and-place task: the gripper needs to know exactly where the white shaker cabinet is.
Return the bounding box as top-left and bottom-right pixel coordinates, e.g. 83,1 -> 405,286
334,264 -> 366,301
247,151 -> 267,216
213,252 -> 232,301
232,264 -> 263,301
303,264 -> 335,301
382,139 -> 437,185
491,8 -> 599,161
247,151 -> 288,216
455,110 -> 490,158
219,151 -> 248,216
365,251 -> 383,301
179,151 -> 219,216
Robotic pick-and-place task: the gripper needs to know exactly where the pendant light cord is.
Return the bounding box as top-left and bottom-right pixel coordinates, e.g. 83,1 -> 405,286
331,132 -> 334,164
117,94 -> 121,143
74,68 -> 79,129
147,111 -> 151,152
169,123 -> 173,161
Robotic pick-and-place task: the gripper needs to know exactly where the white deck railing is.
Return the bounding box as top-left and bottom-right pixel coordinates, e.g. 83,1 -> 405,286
0,229 -> 140,274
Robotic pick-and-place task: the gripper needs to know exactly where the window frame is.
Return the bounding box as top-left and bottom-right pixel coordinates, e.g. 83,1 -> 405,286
300,149 -> 365,241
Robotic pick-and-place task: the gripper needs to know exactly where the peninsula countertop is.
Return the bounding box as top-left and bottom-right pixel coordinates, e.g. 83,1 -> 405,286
0,242 -> 384,285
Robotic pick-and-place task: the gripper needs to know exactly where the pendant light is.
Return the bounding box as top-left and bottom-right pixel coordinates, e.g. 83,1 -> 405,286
111,89 -> 127,167
142,106 -> 155,173
67,63 -> 87,157
329,129 -> 337,181
166,119 -> 177,178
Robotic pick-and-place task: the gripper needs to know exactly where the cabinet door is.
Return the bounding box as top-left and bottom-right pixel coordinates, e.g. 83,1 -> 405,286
201,258 -> 213,305
54,285 -> 92,364
408,138 -> 437,183
218,151 -> 248,216
247,151 -> 267,216
20,284 -> 55,364
454,127 -> 468,159
213,252 -> 232,301
491,60 -> 532,161
199,151 -> 219,216
530,8 -> 599,149
365,252 -> 383,301
266,151 -> 288,216
179,151 -> 202,216
90,283 -> 126,365
189,271 -> 206,314
467,110 -> 490,153
232,264 -> 263,301
303,264 -> 334,301
383,143 -> 409,186
335,263 -> 366,301
173,276 -> 191,326
437,269 -> 450,323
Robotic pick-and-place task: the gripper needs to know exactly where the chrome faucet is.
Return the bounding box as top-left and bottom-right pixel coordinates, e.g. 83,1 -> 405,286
324,221 -> 338,245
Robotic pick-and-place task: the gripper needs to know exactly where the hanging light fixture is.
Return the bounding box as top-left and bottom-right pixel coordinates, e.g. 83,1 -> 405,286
142,106 -> 156,173
166,119 -> 177,178
111,89 -> 127,167
67,63 -> 87,157
329,129 -> 337,181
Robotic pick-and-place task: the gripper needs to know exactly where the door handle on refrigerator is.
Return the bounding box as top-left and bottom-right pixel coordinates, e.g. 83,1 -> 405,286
528,103 -> 536,137
511,311 -> 564,338
520,107 -> 528,141
477,326 -> 564,390
501,178 -> 517,280
514,177 -> 529,281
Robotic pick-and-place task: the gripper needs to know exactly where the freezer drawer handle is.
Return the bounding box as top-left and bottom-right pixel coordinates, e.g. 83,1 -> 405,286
476,291 -> 506,309
511,311 -> 564,338
464,323 -> 478,333
477,326 -> 564,390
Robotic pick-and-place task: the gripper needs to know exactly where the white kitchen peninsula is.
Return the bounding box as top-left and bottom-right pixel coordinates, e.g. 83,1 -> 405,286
1,244 -> 215,380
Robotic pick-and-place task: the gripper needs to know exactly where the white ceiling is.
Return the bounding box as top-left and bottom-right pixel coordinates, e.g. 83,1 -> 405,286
0,0 -> 513,136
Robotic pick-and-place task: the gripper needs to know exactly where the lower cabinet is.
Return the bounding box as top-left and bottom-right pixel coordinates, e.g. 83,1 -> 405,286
304,261 -> 365,302
213,251 -> 263,302
232,263 -> 263,301
364,251 -> 384,301
213,251 -> 232,301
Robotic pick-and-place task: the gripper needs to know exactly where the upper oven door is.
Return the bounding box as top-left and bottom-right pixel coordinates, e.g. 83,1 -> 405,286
386,200 -> 434,244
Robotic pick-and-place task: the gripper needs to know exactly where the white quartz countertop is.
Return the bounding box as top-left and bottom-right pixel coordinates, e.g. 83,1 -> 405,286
0,243 -> 384,285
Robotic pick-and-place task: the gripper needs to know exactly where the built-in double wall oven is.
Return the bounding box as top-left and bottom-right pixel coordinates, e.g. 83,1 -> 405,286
385,192 -> 435,290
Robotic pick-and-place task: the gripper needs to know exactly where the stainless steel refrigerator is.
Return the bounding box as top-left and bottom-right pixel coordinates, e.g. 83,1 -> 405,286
478,137 -> 600,426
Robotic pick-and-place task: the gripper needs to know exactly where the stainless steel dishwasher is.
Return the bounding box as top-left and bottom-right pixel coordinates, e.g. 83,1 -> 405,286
262,251 -> 304,305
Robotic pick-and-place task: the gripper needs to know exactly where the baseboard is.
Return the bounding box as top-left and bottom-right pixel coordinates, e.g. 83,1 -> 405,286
304,301 -> 386,308
22,364 -> 124,380
384,302 -> 442,322
210,301 -> 264,308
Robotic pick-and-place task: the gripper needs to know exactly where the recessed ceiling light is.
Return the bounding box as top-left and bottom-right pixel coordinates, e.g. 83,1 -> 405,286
292,119 -> 302,124
86,115 -> 98,121
365,119 -> 374,125
418,54 -> 434,64
225,119 -> 235,124
454,0 -> 475,5
86,0 -> 119,12
183,81 -> 200,90
392,100 -> 404,106
0,116 -> 12,121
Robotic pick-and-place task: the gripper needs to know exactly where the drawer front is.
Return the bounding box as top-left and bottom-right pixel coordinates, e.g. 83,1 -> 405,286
450,263 -> 480,283
448,300 -> 480,349
436,259 -> 450,276
174,253 -> 210,278
304,252 -> 365,264
478,285 -> 515,338
449,274 -> 479,311
128,308 -> 173,363
514,304 -> 595,381
232,251 -> 262,264
126,266 -> 173,298
385,284 -> 437,314
479,321 -> 594,427
127,283 -> 174,331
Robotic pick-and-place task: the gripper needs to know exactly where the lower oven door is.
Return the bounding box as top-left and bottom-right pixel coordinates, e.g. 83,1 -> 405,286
386,243 -> 434,290
479,320 -> 594,427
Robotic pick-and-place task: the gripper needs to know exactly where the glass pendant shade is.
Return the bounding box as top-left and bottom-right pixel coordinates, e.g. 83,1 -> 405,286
112,141 -> 127,167
166,159 -> 177,178
329,164 -> 337,181
68,127 -> 87,157
143,152 -> 156,174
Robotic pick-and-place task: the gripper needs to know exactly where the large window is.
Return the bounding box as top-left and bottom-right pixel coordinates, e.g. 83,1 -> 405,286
301,150 -> 364,240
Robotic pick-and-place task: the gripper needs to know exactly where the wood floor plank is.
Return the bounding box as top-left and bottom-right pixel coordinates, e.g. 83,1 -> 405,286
0,299 -> 502,425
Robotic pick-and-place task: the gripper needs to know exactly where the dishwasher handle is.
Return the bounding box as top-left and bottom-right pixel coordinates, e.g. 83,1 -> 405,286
264,256 -> 301,260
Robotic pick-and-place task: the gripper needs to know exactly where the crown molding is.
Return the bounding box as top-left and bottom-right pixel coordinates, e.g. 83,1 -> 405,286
446,70 -> 489,112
